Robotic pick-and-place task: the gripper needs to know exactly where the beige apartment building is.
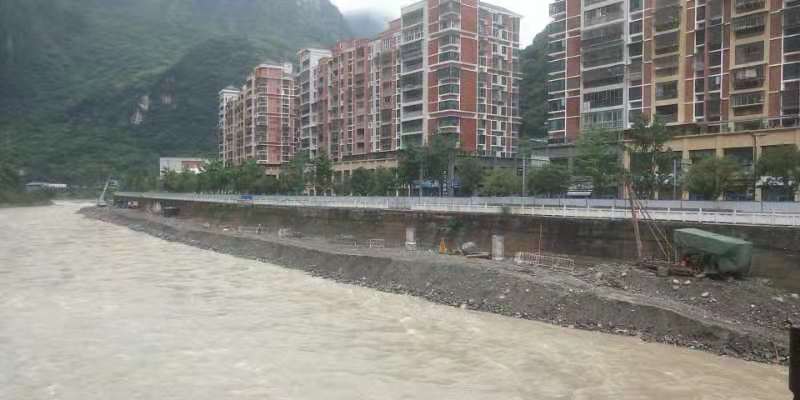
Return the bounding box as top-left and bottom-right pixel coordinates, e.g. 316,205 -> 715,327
548,0 -> 800,200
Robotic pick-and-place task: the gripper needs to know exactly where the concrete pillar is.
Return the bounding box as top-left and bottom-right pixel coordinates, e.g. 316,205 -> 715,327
754,135 -> 764,202
492,235 -> 504,261
681,149 -> 691,201
405,227 -> 417,251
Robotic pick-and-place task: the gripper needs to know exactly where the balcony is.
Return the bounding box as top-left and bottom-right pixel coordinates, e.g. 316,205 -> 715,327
654,31 -> 680,55
547,40 -> 565,54
402,27 -> 424,43
439,0 -> 460,16
733,13 -> 765,35
786,7 -> 800,36
653,4 -> 681,32
582,64 -> 625,88
582,41 -> 624,68
549,1 -> 566,17
731,65 -> 765,90
402,9 -> 424,27
584,6 -> 624,28
655,105 -> 678,123
731,91 -> 764,107
439,18 -> 461,32
581,23 -> 624,49
548,20 -> 566,35
735,0 -> 765,13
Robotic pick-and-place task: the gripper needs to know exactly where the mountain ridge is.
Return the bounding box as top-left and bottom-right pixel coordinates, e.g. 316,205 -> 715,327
0,0 -> 351,183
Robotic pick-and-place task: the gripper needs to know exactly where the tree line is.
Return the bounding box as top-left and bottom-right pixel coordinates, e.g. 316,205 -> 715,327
124,117 -> 800,200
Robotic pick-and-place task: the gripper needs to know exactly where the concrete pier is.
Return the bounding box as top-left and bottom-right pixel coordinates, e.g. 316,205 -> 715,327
492,235 -> 504,261
405,227 -> 417,251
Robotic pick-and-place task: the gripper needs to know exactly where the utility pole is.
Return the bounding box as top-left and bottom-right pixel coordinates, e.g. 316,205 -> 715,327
522,156 -> 528,196
672,158 -> 678,200
447,150 -> 455,197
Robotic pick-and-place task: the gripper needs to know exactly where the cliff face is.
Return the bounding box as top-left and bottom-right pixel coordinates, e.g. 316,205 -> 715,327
0,0 -> 350,183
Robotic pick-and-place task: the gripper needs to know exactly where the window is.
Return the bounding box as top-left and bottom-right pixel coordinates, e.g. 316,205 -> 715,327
437,66 -> 460,80
438,100 -> 459,110
548,118 -> 565,131
731,91 -> 764,107
549,99 -> 566,112
439,84 -> 459,95
655,81 -> 678,100
732,13 -> 766,35
785,63 -> 800,81
583,88 -> 623,109
735,41 -> 764,64
584,3 -> 623,27
582,109 -> 623,129
438,116 -> 459,128
655,104 -> 678,123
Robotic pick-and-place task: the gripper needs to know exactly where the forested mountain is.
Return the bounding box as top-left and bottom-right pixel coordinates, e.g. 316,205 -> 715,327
343,10 -> 390,39
0,0 -> 350,183
519,30 -> 549,140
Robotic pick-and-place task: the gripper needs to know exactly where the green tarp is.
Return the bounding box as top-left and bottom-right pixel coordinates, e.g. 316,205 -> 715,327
673,228 -> 753,275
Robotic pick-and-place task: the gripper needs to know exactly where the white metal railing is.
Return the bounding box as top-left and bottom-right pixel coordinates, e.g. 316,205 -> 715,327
114,192 -> 800,227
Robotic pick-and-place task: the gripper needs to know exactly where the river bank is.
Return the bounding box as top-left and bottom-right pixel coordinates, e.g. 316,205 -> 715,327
80,206 -> 797,365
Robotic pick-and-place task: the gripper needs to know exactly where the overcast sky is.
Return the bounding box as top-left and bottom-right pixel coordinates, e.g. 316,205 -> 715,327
331,0 -> 549,46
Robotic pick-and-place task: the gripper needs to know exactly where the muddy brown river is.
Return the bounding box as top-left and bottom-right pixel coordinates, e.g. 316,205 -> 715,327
0,203 -> 791,399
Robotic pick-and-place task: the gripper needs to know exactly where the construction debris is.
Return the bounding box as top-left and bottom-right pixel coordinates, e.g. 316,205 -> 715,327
514,252 -> 576,273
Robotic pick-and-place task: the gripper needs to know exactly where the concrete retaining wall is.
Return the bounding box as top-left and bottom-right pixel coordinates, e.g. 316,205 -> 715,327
122,197 -> 800,290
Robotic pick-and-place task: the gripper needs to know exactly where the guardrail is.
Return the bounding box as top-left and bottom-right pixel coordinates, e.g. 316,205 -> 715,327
115,192 -> 800,227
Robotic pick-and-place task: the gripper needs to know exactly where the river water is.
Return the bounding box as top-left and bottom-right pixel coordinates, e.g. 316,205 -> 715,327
0,203 -> 791,399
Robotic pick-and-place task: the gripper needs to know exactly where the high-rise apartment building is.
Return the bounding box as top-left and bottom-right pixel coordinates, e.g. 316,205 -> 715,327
399,0 -> 522,158
547,0 -> 800,200
220,1 -> 522,175
218,87 -> 241,161
296,48 -> 332,159
220,63 -> 296,171
547,0 -> 800,143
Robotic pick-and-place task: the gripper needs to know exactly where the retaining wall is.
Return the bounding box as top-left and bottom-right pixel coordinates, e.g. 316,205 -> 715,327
120,197 -> 800,290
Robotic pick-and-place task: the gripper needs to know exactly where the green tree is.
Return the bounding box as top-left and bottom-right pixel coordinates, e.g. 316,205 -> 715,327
457,157 -> 484,196
334,174 -> 352,196
369,167 -> 398,196
313,151 -> 334,195
350,168 -> 372,196
232,160 -> 263,193
627,116 -> 674,199
481,168 -> 520,196
574,129 -> 622,198
685,156 -> 745,200
253,174 -> 278,195
175,170 -> 198,193
198,160 -> 229,193
425,134 -> 457,195
161,169 -> 180,192
280,153 -> 308,195
757,145 -> 800,199
528,164 -> 570,197
0,160 -> 21,192
519,31 -> 549,138
397,143 -> 424,195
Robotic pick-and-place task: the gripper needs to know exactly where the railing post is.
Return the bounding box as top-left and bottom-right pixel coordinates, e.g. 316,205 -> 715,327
791,326 -> 799,400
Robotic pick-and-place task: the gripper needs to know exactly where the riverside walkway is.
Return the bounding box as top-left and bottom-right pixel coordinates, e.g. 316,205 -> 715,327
116,192 -> 800,227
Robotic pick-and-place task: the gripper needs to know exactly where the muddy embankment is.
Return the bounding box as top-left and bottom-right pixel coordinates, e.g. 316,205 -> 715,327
81,206 -> 797,365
